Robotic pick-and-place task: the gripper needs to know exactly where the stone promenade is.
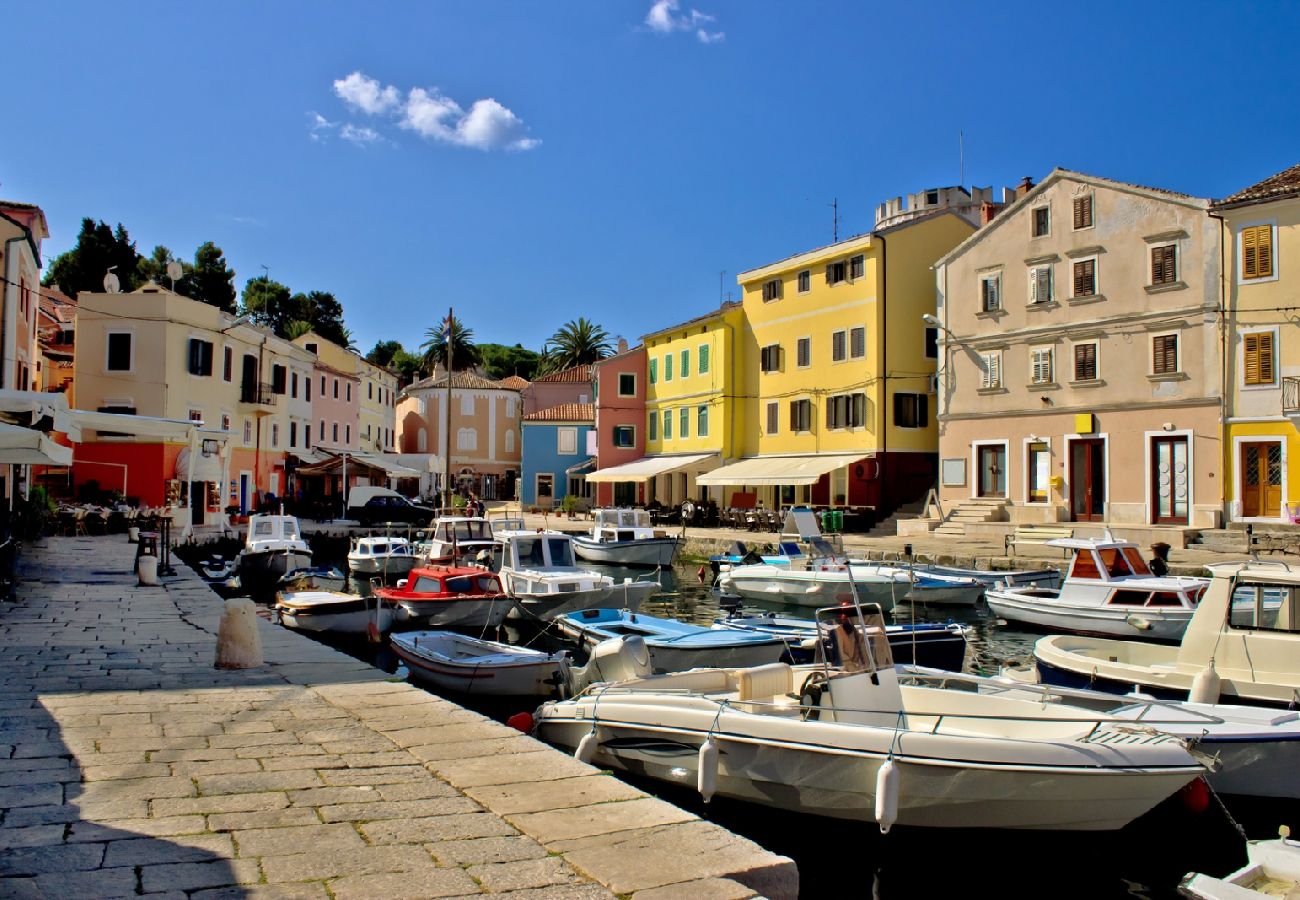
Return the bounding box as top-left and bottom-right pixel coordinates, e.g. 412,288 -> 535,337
0,536 -> 797,899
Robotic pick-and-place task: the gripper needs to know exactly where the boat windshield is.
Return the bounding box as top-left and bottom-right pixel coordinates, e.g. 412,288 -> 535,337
253,521 -> 273,537
819,609 -> 894,674
1097,547 -> 1134,577
807,538 -> 840,559
514,538 -> 545,567
282,520 -> 299,539
442,521 -> 491,542
1229,583 -> 1296,632
547,538 -> 575,566
412,576 -> 442,592
445,575 -> 475,593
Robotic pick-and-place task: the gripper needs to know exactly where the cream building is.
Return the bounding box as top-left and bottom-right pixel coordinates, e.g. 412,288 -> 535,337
0,201 -> 47,394
357,354 -> 398,454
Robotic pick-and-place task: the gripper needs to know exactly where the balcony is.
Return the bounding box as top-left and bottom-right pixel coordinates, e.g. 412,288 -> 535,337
240,382 -> 277,408
1285,377 -> 1300,416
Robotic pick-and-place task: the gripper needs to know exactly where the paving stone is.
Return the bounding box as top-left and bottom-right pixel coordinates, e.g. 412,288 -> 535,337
479,886 -> 618,900
0,783 -> 63,808
0,841 -> 106,875
5,799 -> 149,827
167,758 -> 264,777
420,745 -> 581,787
428,835 -> 550,866
102,832 -> 233,866
140,858 -> 261,893
150,748 -> 238,763
285,785 -> 380,807
67,815 -> 207,842
32,865 -> 138,898
231,822 -> 366,857
509,797 -> 696,844
153,791 -> 289,817
317,797 -> 480,823
194,770 -> 321,794
259,754 -> 346,772
383,722 -> 516,747
207,806 -> 321,831
81,762 -> 172,781
468,856 -> 588,892
466,775 -> 644,816
319,766 -> 426,786
77,776 -> 197,803
0,823 -> 65,849
192,884 -> 330,900
409,736 -> 547,763
630,877 -> 761,900
208,732 -> 300,749
326,867 -> 480,900
360,812 -> 517,845
260,845 -> 438,883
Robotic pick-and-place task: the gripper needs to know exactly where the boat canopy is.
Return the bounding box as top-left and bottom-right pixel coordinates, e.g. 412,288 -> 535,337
586,452 -> 717,483
594,508 -> 652,528
696,453 -> 867,487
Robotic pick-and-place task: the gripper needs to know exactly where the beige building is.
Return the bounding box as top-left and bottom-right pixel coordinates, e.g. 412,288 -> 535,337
357,354 -> 398,454
933,169 -> 1221,530
0,201 -> 47,394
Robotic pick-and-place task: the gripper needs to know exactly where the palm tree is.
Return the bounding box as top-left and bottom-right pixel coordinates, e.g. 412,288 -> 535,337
420,315 -> 482,375
284,320 -> 313,340
539,317 -> 611,374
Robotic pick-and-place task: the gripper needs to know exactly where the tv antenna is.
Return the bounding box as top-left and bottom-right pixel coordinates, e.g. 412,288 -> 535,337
103,266 -> 120,293
166,260 -> 183,291
828,198 -> 840,242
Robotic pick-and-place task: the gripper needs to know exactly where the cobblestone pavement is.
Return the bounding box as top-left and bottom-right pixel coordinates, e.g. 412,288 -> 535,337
0,536 -> 797,900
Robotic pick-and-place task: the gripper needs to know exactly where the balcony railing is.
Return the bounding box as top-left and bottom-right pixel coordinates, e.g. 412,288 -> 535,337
240,382 -> 277,406
1285,377 -> 1300,416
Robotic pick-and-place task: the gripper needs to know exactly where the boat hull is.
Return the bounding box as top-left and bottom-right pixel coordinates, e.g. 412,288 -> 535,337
555,617 -> 785,674
506,580 -> 658,621
385,596 -> 515,628
572,536 -> 680,567
347,555 -> 418,577
391,637 -> 564,696
986,590 -> 1192,641
719,567 -> 900,610
279,605 -> 392,635
237,549 -> 313,596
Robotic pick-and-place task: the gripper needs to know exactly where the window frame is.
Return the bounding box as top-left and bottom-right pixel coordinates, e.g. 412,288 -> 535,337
618,372 -> 636,397
664,353 -> 673,382
892,392 -> 929,429
680,348 -> 690,379
849,325 -> 866,360
796,336 -> 812,369
1028,265 -> 1054,305
762,278 -> 783,302
831,330 -> 847,363
760,343 -> 782,373
557,427 -> 578,455
1030,346 -> 1055,385
698,343 -> 710,374
1071,193 -> 1094,231
979,272 -> 1002,312
1150,243 -> 1179,286
648,410 -> 658,441
1239,222 -> 1277,283
187,337 -> 214,377
679,406 -> 689,439
662,409 -> 673,440
979,351 -> 1002,390
105,330 -> 135,373
789,398 -> 812,433
697,404 -> 709,438
1071,256 -> 1098,299
849,255 -> 865,280
1072,340 -> 1099,383
1031,204 -> 1051,238
1242,329 -> 1277,388
765,401 -> 779,435
797,270 -> 811,293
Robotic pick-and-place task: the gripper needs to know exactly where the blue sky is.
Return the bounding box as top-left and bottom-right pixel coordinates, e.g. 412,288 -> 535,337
6,1 -> 1300,355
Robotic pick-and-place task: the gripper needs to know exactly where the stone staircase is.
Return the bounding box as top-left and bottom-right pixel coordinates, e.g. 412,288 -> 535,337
863,500 -> 928,537
933,498 -> 1008,538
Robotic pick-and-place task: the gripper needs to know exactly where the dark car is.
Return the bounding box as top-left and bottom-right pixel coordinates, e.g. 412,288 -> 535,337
348,493 -> 438,526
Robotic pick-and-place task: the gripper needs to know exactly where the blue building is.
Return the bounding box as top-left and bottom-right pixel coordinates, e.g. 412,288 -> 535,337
520,403 -> 594,508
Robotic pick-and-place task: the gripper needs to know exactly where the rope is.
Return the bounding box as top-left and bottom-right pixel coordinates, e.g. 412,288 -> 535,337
1203,776 -> 1248,842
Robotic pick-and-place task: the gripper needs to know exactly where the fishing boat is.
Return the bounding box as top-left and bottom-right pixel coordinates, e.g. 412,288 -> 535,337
850,562 -> 984,607
372,566 -> 516,628
985,536 -> 1208,641
1032,561 -> 1300,707
346,536 -> 417,578
555,608 -> 787,673
713,611 -> 968,670
392,631 -> 569,696
530,604 -> 1203,831
275,590 -> 391,635
717,557 -> 907,610
1181,827 -> 1300,898
235,514 -> 313,597
416,516 -> 501,566
496,529 -> 659,620
572,508 -> 680,567
924,564 -> 1061,590
276,566 -> 347,593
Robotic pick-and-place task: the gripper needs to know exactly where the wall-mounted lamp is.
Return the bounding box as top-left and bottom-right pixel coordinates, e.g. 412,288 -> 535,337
1041,396 -> 1053,405
1162,422 -> 1175,431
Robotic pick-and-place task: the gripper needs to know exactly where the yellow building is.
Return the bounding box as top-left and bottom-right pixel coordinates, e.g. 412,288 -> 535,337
1215,162 -> 1300,523
700,195 -> 977,516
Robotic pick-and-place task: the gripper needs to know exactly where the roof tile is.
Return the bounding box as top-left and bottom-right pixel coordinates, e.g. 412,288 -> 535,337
1214,162 -> 1300,209
522,402 -> 594,422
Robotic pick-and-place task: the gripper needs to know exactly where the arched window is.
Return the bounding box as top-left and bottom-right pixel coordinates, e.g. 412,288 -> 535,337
417,429 -> 428,453
504,429 -> 515,453
457,428 -> 477,451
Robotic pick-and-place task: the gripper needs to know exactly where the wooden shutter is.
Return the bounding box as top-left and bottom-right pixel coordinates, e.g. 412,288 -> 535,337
1151,245 -> 1176,284
767,402 -> 778,434
981,353 -> 1001,389
1031,267 -> 1052,303
824,264 -> 833,285
1072,195 -> 1092,229
1152,334 -> 1177,374
1073,259 -> 1095,296
1245,332 -> 1274,385
851,327 -> 865,358
1032,348 -> 1053,383
1074,343 -> 1096,381
1243,226 -> 1273,279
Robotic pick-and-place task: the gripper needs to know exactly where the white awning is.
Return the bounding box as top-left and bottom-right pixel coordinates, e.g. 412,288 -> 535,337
585,452 -> 718,484
66,409 -> 201,441
362,455 -> 422,478
0,423 -> 73,466
175,446 -> 222,481
696,452 -> 868,487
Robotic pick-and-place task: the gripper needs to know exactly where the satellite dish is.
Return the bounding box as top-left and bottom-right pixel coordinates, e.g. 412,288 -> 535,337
166,261 -> 183,282
103,270 -> 121,293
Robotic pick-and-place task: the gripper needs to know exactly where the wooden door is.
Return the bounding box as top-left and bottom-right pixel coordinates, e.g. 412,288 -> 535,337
1241,442 -> 1282,518
977,445 -> 1006,497
1151,437 -> 1189,525
1070,439 -> 1106,522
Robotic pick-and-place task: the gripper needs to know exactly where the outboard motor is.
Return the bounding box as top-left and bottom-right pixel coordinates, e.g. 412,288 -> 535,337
567,636 -> 653,694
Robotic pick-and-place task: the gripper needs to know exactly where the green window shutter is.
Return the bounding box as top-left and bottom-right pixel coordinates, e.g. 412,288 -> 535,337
699,344 -> 710,373
649,359 -> 657,384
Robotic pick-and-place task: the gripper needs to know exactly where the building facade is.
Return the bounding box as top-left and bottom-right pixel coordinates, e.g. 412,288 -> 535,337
520,403 -> 594,508
522,364 -> 593,415
933,169 -> 1222,527
591,343 -> 646,507
357,354 -> 398,454
0,201 -> 47,394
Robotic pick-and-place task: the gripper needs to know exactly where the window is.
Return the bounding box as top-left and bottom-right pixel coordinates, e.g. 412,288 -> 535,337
244,420 -> 253,443
790,399 -> 812,432
368,382 -> 373,400
980,273 -> 1002,312
649,358 -> 657,384
1027,442 -> 1050,502
826,393 -> 867,429
346,382 -> 351,402
850,326 -> 866,359
223,347 -> 233,382
980,352 -> 1002,389
679,407 -> 689,438
304,429 -> 310,449
506,396 -> 517,418
826,260 -> 847,285
766,401 -> 778,435
187,339 -> 213,376
1244,332 -> 1275,385
850,255 -> 864,279
319,420 -> 325,440
760,344 -> 782,373
271,423 -> 280,448
1073,342 -> 1098,382
221,414 -> 231,431
344,424 -> 350,445
1072,259 -> 1097,297
1153,334 -> 1179,375
662,409 -> 672,440
797,337 -> 811,368
291,371 -> 298,398
762,278 -> 782,302
1242,225 -> 1274,280
1072,194 -> 1093,230
457,427 -> 478,451
618,373 -> 636,396
461,394 -> 475,415
558,427 -> 577,454
613,425 -> 635,448
924,327 -> 937,359
1149,245 -> 1178,285
106,332 -> 133,371
320,375 -> 326,395
926,189 -> 940,206
504,429 -> 515,453
306,377 -> 311,402
648,410 -> 658,440
893,393 -> 928,429
289,421 -> 297,448
305,342 -> 318,355
1229,584 -> 1298,633
697,404 -> 708,437
831,330 -> 846,362
1031,347 -> 1054,385
797,270 -> 810,293
1032,205 -> 1050,237
332,379 -> 339,399
272,364 -> 287,394
332,423 -> 339,442
680,349 -> 690,378
188,409 -> 203,423
664,353 -> 673,381
698,344 -> 710,374
1029,266 -> 1053,304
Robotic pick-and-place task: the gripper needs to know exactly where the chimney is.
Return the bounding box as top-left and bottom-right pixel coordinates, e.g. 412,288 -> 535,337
616,337 -> 629,354
980,201 -> 1001,225
1016,176 -> 1035,198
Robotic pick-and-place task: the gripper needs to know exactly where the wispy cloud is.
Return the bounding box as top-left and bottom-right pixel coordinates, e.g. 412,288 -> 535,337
645,0 -> 724,43
320,71 -> 539,152
229,215 -> 266,227
307,111 -> 337,142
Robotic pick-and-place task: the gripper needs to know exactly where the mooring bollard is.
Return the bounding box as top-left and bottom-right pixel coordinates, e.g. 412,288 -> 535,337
215,598 -> 263,669
136,553 -> 160,586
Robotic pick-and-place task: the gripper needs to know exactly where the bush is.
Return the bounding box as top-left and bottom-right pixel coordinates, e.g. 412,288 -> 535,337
16,486 -> 56,537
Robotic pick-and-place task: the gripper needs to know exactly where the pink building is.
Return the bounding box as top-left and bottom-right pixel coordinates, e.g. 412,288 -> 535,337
522,364 -> 593,415
311,361 -> 360,453
592,344 -> 645,507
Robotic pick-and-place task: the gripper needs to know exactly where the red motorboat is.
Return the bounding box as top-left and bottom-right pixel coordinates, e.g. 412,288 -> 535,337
372,566 -> 517,628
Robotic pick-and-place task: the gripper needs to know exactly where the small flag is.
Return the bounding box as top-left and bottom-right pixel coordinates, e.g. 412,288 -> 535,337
441,312 -> 453,343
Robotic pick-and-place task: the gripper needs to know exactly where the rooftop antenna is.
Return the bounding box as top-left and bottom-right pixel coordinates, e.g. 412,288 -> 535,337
959,130 -> 965,188
166,260 -> 183,292
719,270 -> 725,303
103,266 -> 120,294
828,198 -> 840,242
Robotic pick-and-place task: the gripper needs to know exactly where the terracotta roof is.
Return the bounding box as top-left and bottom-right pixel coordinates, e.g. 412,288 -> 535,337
1055,167 -> 1196,200
404,371 -> 516,393
498,375 -> 531,389
1214,162 -> 1300,209
522,403 -> 594,423
532,364 -> 594,384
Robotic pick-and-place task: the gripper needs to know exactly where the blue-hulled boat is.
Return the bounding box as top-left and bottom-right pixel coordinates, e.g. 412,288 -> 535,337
555,607 -> 787,674
713,610 -> 969,670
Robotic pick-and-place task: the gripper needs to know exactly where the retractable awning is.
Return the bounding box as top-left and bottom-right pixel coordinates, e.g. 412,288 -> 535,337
585,452 -> 717,484
566,457 -> 596,475
695,452 -> 867,487
297,453 -> 421,479
0,423 -> 72,466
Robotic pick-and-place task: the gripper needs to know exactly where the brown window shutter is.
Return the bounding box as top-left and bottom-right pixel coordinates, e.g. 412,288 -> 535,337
1258,229 -> 1274,277
1245,333 -> 1261,383
1259,332 -> 1275,383
1073,259 -> 1094,296
1072,195 -> 1092,229
1151,247 -> 1165,284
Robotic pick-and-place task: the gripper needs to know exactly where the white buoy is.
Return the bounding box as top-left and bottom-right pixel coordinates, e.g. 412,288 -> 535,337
875,759 -> 900,834
214,598 -> 263,669
698,738 -> 719,803
136,554 -> 159,586
1189,658 -> 1221,704
575,730 -> 599,764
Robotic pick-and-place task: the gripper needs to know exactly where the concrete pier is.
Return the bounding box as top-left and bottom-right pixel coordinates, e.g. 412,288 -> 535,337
0,536 -> 797,899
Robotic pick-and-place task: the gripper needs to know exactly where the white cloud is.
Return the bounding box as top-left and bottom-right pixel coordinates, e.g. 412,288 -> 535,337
645,0 -> 724,42
333,71 -> 400,115
340,123 -> 383,146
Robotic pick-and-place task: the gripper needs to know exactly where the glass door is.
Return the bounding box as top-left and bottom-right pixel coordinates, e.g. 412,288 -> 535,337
1069,439 -> 1106,522
1151,436 -> 1189,525
1241,442 -> 1282,518
977,445 -> 1006,497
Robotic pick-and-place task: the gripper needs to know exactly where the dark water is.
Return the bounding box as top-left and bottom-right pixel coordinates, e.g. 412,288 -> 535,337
207,548 -> 1293,900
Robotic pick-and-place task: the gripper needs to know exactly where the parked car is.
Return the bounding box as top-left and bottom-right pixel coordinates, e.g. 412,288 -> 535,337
346,487 -> 438,526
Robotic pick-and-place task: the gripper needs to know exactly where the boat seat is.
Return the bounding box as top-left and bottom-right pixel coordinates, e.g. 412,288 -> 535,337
736,663 -> 794,701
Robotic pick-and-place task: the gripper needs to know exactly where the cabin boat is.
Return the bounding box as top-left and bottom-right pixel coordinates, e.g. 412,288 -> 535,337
532,605 -> 1202,830
714,611 -> 968,671
496,529 -> 659,620
556,608 -> 787,673
985,536 -> 1208,641
275,590 -> 391,635
1181,827 -> 1300,899
391,631 -> 568,696
1033,561 -> 1300,706
346,536 -> 417,578
416,516 -> 501,567
235,514 -> 313,597
571,508 -> 680,567
372,566 -> 516,628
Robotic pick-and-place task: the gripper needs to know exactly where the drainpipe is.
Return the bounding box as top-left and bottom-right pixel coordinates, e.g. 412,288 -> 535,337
875,233 -> 888,514
1208,210 -> 1229,525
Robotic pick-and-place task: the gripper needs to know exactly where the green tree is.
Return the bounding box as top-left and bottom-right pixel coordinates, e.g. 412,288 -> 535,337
43,218 -> 143,297
366,340 -> 404,368
539,317 -> 611,374
300,290 -> 347,345
391,349 -> 424,386
185,242 -> 237,312
480,342 -> 542,381
240,276 -> 293,334
136,244 -> 187,287
420,315 -> 482,374
285,320 -> 313,340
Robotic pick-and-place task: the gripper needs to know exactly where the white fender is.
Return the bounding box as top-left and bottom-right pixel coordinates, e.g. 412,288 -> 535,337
698,738 -> 719,803
1189,659 -> 1221,704
575,730 -> 599,764
875,758 -> 899,834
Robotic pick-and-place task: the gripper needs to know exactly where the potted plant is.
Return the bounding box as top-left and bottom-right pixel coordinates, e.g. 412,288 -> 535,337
559,494 -> 579,518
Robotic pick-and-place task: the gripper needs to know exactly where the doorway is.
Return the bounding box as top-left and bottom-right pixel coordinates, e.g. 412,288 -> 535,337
1240,441 -> 1282,519
977,444 -> 1006,498
1151,436 -> 1189,525
189,482 -> 205,526
239,472 -> 251,514
1069,439 -> 1106,521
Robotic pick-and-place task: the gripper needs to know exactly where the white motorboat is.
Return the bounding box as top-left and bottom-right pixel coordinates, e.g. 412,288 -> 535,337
235,514 -> 313,596
416,516 -> 501,566
718,556 -> 906,610
346,536 -> 417,577
531,605 -> 1202,831
555,608 -> 786,673
571,508 -> 680,567
275,590 -> 391,636
985,535 -> 1208,641
1181,827 -> 1300,898
923,564 -> 1061,590
714,611 -> 969,670
276,566 -> 347,593
496,529 -> 659,620
850,562 -> 984,607
1033,561 -> 1300,707
391,631 -> 569,696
